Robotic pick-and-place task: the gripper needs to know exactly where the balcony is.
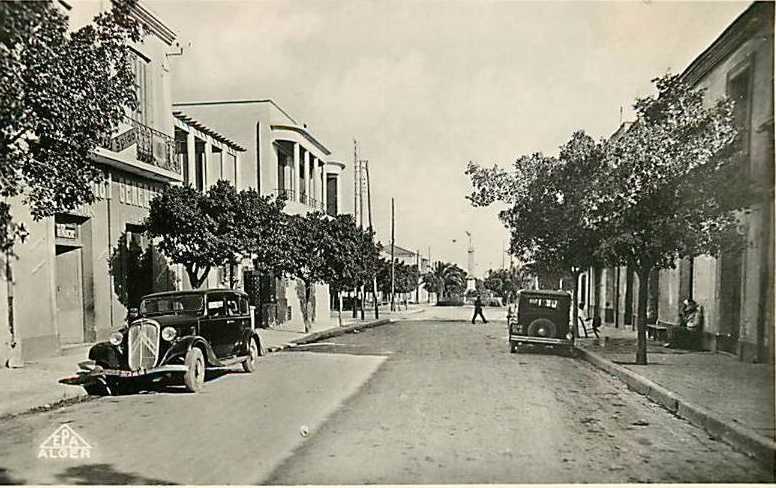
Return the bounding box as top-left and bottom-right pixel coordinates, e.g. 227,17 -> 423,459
94,117 -> 181,182
272,189 -> 325,214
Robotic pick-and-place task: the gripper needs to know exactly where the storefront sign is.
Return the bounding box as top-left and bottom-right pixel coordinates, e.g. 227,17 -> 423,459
55,223 -> 78,240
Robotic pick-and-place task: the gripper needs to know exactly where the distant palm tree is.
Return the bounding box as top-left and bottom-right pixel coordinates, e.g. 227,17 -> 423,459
422,261 -> 467,303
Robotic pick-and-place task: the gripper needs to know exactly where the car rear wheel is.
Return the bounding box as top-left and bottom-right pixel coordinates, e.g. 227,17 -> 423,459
527,318 -> 557,338
509,341 -> 517,353
242,338 -> 258,373
183,348 -> 205,393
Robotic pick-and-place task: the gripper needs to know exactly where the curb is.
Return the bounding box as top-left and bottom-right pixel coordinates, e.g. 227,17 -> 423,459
576,346 -> 776,468
265,318 -> 394,353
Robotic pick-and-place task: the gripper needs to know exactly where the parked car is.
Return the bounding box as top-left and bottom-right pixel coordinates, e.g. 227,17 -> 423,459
64,289 -> 265,394
507,289 -> 574,355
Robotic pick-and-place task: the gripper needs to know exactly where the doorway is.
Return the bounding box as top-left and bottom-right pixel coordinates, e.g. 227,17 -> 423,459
719,248 -> 743,354
55,246 -> 85,344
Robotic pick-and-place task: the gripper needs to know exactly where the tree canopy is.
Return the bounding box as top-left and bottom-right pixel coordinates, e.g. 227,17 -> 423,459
0,0 -> 140,251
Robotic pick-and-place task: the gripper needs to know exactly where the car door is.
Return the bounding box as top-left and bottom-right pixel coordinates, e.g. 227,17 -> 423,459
223,292 -> 246,356
200,292 -> 231,358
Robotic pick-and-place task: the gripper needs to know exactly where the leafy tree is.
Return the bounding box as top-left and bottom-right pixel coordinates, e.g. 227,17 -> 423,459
594,73 -> 751,365
324,215 -> 381,325
467,131 -> 606,329
0,0 -> 140,251
146,185 -> 219,289
286,211 -> 343,332
237,188 -> 290,280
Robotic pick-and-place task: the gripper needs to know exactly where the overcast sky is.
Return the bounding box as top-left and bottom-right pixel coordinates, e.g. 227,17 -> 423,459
142,0 -> 748,275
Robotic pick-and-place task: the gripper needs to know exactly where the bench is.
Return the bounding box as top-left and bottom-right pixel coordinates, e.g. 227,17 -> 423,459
646,321 -> 670,342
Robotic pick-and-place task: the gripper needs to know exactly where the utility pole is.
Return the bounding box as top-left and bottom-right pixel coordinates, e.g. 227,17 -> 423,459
353,140 -> 359,226
366,161 -> 378,320
416,249 -> 420,304
390,198 -> 395,312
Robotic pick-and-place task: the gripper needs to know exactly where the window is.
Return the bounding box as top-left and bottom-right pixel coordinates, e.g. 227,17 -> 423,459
131,51 -> 152,126
240,297 -> 249,315
207,294 -> 226,317
728,62 -> 753,174
225,294 -> 240,316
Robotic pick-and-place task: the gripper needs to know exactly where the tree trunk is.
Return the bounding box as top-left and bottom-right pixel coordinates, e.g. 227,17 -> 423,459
351,289 -> 357,318
636,266 -> 651,365
571,270 -> 581,340
359,284 -> 365,320
337,291 -> 343,327
372,276 -> 379,320
303,281 -> 312,333
186,265 -> 210,289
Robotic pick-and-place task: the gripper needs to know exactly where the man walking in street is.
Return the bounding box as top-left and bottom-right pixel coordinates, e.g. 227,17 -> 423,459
472,295 -> 488,324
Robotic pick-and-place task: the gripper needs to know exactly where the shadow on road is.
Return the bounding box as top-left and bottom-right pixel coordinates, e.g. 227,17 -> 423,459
55,463 -> 176,485
0,467 -> 25,485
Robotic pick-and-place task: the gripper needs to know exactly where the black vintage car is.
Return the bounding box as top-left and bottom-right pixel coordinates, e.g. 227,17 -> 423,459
66,289 -> 265,394
507,289 -> 574,354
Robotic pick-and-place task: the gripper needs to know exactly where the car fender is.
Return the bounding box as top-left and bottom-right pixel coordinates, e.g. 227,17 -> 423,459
250,330 -> 266,356
88,342 -> 122,369
161,336 -> 221,366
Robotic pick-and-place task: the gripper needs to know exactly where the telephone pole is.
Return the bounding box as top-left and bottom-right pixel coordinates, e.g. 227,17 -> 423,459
390,198 -> 395,312
366,161 -> 378,320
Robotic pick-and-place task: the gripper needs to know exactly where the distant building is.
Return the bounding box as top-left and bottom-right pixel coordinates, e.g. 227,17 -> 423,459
380,245 -> 430,303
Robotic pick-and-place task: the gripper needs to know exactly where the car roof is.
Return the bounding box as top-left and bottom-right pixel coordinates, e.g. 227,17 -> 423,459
517,289 -> 572,298
142,288 -> 248,299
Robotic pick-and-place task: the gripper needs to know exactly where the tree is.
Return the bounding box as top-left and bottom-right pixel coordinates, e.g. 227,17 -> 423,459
146,185 -> 219,289
286,211 -> 345,333
324,215 -> 381,325
467,131 -> 607,330
238,188 -> 291,281
0,0 -> 140,251
594,73 -> 752,365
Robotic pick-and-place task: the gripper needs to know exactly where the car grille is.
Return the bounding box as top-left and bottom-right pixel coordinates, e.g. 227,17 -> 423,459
127,319 -> 160,371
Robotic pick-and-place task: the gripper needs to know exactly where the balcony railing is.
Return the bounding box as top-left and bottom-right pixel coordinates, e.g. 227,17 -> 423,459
273,189 -> 325,211
97,117 -> 179,175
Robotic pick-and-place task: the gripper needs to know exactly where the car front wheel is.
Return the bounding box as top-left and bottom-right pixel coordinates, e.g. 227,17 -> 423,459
242,338 -> 258,373
183,348 -> 205,392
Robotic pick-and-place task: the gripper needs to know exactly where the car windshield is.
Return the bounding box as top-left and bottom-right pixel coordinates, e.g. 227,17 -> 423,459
140,295 -> 204,315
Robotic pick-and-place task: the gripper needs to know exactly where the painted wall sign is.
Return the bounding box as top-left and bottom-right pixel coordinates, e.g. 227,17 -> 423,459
55,223 -> 78,240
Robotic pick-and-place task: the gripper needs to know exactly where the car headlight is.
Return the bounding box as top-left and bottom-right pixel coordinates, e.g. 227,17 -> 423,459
109,331 -> 123,346
566,332 -> 573,341
161,326 -> 177,342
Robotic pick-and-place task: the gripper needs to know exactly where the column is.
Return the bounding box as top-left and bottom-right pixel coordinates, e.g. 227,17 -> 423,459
293,143 -> 300,202
303,149 -> 310,205
321,165 -> 328,214
283,157 -> 291,196
336,175 -> 342,215
186,131 -> 196,187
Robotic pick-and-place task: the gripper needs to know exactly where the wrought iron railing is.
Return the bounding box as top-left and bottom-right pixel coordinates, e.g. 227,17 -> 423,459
97,116 -> 179,175
273,188 -> 296,201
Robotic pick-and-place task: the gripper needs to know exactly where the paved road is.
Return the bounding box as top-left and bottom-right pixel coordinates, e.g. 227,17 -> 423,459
0,309 -> 770,484
268,316 -> 772,484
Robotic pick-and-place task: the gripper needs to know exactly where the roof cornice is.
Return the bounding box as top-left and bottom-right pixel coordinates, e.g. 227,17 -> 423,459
681,2 -> 773,87
129,1 -> 177,46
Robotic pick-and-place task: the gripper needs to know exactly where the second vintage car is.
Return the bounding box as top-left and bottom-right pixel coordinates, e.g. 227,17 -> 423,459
507,289 -> 574,355
65,289 -> 265,394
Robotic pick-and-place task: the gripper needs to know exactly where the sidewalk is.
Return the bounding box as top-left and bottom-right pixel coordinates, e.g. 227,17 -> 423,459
576,325 -> 775,466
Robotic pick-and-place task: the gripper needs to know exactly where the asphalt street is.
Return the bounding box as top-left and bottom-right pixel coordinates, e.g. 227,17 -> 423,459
0,307 -> 771,484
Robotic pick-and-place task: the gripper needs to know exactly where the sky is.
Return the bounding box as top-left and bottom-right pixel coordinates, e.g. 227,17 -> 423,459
141,0 -> 749,276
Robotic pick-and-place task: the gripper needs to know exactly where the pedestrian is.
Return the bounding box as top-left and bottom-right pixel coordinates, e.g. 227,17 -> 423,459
591,311 -> 601,339
472,295 -> 488,324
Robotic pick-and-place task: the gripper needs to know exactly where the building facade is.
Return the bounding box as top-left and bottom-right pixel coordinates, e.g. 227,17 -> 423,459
169,100 -> 347,332
0,1 -> 183,364
579,2 -> 774,363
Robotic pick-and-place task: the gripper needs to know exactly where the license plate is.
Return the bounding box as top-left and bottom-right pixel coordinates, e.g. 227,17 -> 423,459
103,368 -> 146,377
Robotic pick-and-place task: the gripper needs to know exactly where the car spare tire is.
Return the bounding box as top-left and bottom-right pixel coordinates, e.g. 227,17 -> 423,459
527,318 -> 557,338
